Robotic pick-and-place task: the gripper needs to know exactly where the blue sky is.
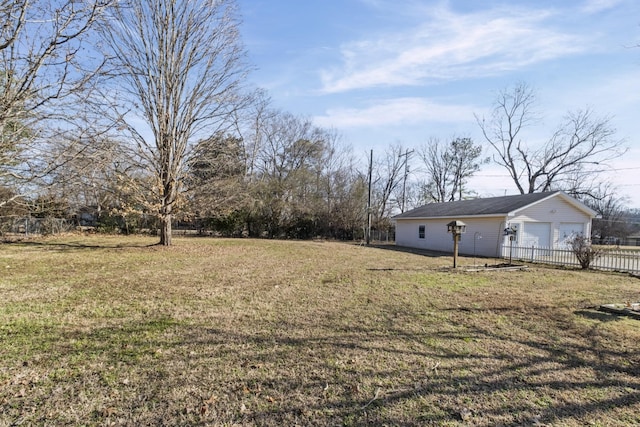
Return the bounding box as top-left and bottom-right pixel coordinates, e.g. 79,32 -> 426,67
239,0 -> 640,208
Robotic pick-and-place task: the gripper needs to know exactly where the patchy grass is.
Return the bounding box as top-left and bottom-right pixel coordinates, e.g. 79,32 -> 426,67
1,236 -> 640,426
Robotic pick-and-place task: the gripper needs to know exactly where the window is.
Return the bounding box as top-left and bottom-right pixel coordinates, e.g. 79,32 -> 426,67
418,225 -> 425,239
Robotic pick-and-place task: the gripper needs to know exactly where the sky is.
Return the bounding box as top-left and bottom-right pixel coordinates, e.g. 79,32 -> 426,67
239,0 -> 640,208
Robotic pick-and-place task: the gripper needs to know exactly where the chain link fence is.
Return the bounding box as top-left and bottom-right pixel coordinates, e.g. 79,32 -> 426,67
0,216 -> 73,239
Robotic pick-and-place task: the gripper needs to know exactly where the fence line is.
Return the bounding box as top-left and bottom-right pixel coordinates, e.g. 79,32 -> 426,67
503,245 -> 640,274
0,216 -> 72,237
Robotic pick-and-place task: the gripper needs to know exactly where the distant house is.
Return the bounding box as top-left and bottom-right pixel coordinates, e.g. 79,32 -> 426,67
392,191 -> 597,258
624,233 -> 640,247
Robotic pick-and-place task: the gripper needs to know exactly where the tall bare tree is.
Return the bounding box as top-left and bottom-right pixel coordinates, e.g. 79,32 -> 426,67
232,88 -> 275,183
250,110 -> 328,237
98,0 -> 249,245
476,82 -> 625,195
417,137 -> 487,203
371,144 -> 405,227
0,0 -> 111,208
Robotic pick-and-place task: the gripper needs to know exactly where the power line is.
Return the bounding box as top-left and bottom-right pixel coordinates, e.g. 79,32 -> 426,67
475,166 -> 640,178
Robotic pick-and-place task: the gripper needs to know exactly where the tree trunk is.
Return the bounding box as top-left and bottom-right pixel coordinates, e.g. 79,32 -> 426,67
159,213 -> 172,246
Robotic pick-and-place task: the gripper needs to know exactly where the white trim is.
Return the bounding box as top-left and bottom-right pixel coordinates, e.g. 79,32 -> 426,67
509,192 -> 597,218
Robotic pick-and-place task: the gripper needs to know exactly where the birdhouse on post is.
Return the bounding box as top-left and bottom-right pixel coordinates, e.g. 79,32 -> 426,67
503,225 -> 518,241
447,220 -> 466,268
503,224 -> 518,265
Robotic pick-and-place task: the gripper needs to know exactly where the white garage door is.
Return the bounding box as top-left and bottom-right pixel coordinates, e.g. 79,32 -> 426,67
558,223 -> 584,247
521,222 -> 551,248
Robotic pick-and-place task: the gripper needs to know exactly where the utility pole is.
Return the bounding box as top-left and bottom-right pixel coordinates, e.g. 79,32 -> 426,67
399,148 -> 414,213
366,149 -> 373,245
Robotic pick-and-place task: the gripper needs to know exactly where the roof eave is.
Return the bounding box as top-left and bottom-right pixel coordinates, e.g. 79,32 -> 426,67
394,213 -> 509,221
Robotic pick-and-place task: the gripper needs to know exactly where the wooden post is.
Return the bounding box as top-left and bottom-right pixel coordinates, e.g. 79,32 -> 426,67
447,220 -> 466,269
453,233 -> 459,268
366,149 -> 372,245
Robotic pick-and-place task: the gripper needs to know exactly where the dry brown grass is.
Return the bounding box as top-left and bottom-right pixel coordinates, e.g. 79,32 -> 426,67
1,235 -> 640,426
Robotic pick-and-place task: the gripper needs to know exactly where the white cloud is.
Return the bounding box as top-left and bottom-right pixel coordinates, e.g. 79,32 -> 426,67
320,5 -> 589,93
313,97 -> 479,129
581,0 -> 624,14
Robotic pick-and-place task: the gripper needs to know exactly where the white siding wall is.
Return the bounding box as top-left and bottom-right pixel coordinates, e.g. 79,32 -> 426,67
395,219 -> 429,249
395,216 -> 507,257
507,197 -> 591,248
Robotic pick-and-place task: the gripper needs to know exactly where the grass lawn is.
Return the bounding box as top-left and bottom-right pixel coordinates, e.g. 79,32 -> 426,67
1,235 -> 640,426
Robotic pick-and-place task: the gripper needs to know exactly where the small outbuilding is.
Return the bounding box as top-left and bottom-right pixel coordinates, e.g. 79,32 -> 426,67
624,233 -> 640,247
392,191 -> 597,258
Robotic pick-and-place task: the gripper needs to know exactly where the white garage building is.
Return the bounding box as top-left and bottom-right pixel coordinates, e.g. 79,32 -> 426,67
392,191 -> 597,258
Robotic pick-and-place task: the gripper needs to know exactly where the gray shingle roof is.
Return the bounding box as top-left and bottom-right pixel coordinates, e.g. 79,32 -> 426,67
393,191 -> 562,219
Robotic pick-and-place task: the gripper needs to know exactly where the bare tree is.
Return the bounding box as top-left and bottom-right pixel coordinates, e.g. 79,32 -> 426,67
476,82 -> 625,194
417,137 -> 487,203
579,182 -> 630,243
98,0 -> 249,245
0,0 -> 112,208
371,144 -> 405,227
232,88 -> 275,183
251,110 -> 328,237
46,131 -> 136,226
418,139 -> 449,204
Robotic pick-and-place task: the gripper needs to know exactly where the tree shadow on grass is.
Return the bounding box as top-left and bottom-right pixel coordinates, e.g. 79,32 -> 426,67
4,305 -> 640,426
367,243 -> 451,258
7,239 -> 156,251
367,243 -> 504,269
193,314 -> 640,426
574,309 -> 626,323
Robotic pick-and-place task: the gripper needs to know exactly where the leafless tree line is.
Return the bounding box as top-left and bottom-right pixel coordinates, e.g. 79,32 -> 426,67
0,2 -> 632,244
